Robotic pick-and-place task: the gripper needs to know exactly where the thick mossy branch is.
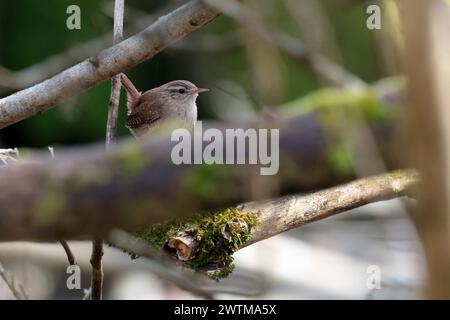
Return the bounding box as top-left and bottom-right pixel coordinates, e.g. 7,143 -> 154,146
139,208 -> 260,279
128,170 -> 418,279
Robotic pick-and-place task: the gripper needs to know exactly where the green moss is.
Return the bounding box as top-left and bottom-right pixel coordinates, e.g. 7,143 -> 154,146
184,164 -> 227,198
283,86 -> 392,122
114,145 -> 147,181
139,208 -> 260,280
34,190 -> 67,224
327,143 -> 354,176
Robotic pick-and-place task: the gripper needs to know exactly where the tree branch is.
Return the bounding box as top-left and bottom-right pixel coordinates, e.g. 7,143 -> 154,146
240,169 -> 419,246
91,0 -> 125,301
112,170 -> 419,275
90,236 -> 104,300
105,0 -> 124,148
0,0 -> 219,129
59,240 -> 76,265
0,261 -> 28,300
205,0 -> 364,88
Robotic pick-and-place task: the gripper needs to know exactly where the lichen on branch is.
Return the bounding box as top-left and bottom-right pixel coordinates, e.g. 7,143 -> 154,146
139,208 -> 260,279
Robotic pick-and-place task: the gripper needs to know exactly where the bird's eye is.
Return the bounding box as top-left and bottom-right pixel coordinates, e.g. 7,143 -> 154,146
178,88 -> 186,94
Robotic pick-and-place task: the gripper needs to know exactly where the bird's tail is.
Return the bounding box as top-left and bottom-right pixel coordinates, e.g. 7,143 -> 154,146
120,73 -> 141,112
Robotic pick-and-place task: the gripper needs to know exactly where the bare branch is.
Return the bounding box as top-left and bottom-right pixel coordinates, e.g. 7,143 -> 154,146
0,261 -> 28,300
114,170 -> 419,273
90,237 -> 104,300
93,0 -> 125,300
0,0 -> 219,129
110,230 -> 265,298
241,169 -> 419,246
59,240 -> 76,265
105,0 -> 125,148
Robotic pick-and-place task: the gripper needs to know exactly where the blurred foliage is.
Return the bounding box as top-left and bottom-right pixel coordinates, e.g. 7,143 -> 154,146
283,85 -> 392,174
0,0 -> 380,148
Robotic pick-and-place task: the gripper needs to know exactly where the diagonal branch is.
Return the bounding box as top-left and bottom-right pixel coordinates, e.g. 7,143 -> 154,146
205,0 -> 364,88
0,261 -> 28,300
0,0 -> 219,129
112,170 -> 419,276
240,169 -> 419,246
59,240 -> 76,265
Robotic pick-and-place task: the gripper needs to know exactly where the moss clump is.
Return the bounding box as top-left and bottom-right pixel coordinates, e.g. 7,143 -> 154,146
139,208 -> 260,280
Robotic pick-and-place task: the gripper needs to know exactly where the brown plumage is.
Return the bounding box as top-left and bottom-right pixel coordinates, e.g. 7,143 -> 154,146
120,74 -> 208,138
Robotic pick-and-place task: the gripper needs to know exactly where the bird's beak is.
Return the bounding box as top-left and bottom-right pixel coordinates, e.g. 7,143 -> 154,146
193,88 -> 209,94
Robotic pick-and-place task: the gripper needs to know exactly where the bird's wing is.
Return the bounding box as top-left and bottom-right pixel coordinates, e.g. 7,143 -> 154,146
126,97 -> 162,129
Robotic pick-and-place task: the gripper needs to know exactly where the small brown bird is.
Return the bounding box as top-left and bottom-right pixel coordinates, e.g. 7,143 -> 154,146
120,74 -> 209,139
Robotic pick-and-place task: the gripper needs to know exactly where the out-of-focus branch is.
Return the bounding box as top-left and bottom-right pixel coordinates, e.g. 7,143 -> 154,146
400,0 -> 450,299
0,0 -> 220,129
0,82 -> 402,241
281,0 -> 389,177
205,0 -> 364,88
91,0 -> 125,301
90,236 -> 104,300
0,241 -> 265,298
281,0 -> 345,86
0,261 -> 28,300
0,148 -> 20,165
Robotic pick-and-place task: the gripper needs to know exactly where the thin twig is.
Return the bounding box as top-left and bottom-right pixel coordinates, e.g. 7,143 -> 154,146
109,230 -> 263,299
0,261 -> 28,300
59,240 -> 76,266
90,237 -> 104,300
105,0 -> 124,149
91,0 -> 125,300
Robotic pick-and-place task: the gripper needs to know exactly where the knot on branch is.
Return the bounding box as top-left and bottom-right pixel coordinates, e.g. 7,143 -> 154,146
139,208 -> 260,280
